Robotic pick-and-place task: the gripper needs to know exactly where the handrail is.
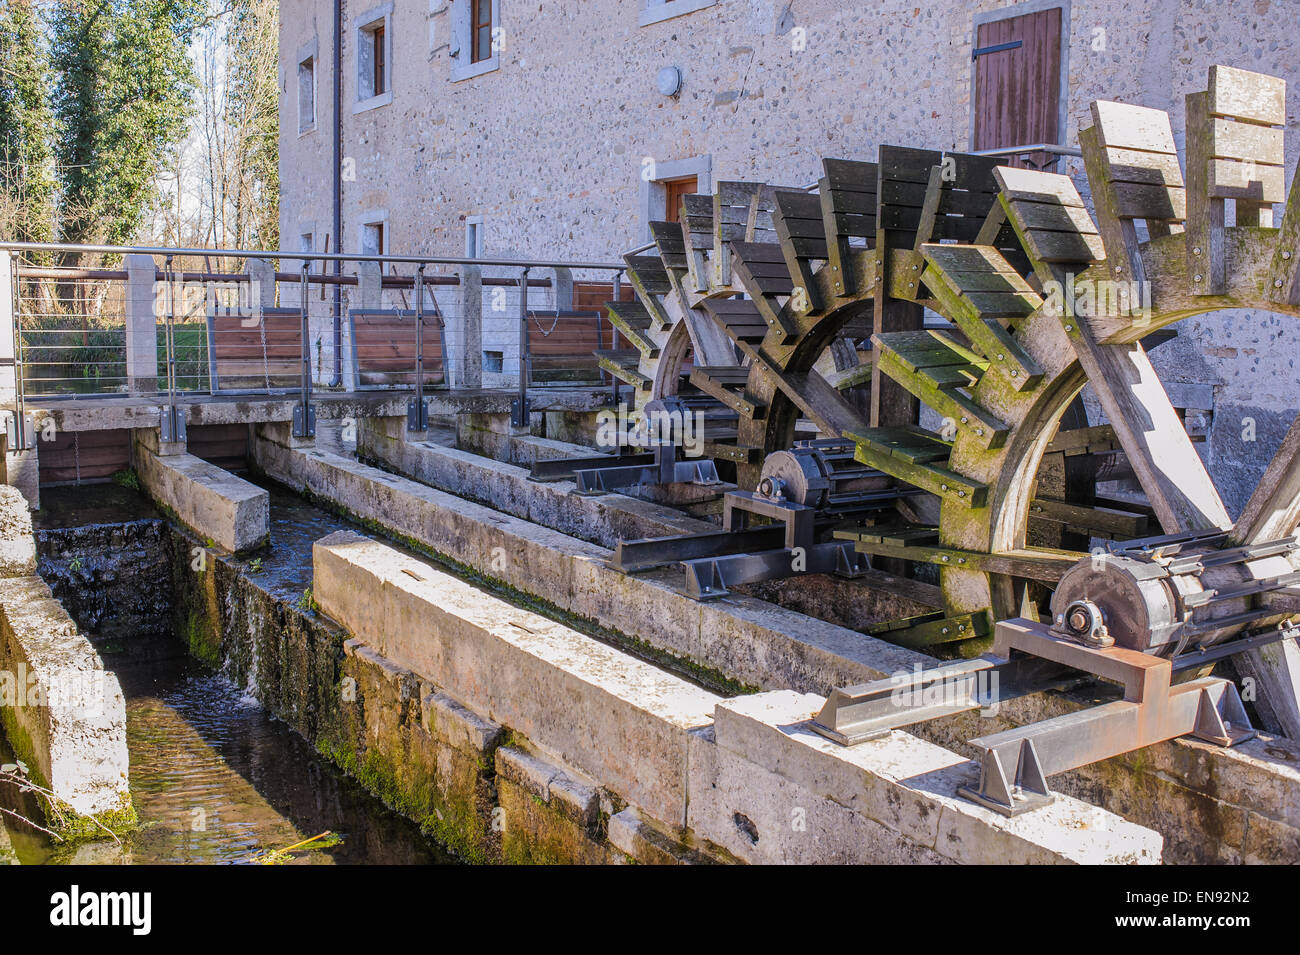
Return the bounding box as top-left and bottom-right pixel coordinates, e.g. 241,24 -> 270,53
971,143 -> 1082,158
0,240 -> 625,273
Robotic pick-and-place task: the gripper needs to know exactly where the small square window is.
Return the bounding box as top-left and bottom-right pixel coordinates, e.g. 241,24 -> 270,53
483,350 -> 504,373
298,58 -> 315,132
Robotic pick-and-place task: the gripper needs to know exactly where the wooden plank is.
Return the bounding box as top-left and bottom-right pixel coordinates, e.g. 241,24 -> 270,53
940,268 -> 1036,294
995,165 -> 1085,207
1208,64 -> 1286,126
1207,158 -> 1286,202
918,242 -> 1021,275
1091,99 -> 1179,154
1008,198 -> 1101,235
1021,226 -> 1106,264
1028,498 -> 1149,538
847,431 -> 987,507
1210,118 -> 1284,164
1101,146 -> 1185,186
822,158 -> 879,192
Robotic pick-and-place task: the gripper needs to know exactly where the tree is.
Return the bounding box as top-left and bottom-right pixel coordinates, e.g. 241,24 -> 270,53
50,0 -> 207,249
0,0 -> 56,246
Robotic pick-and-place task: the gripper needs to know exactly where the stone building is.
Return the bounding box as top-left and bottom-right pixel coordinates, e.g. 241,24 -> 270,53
276,0 -> 1300,513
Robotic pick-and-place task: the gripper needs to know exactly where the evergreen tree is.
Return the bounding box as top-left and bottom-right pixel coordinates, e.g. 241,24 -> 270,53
51,0 -> 206,247
0,0 -> 56,245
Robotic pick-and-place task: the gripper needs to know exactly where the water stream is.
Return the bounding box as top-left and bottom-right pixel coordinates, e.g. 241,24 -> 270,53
1,482 -> 454,865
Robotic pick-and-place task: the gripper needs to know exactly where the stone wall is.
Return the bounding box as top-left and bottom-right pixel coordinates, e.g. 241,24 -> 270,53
277,0 -> 1300,509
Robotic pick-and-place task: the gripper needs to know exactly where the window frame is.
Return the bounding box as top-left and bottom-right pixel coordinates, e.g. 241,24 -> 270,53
639,0 -> 717,28
295,39 -> 319,135
465,216 -> 484,258
638,154 -> 712,243
359,211 -> 389,258
353,3 -> 394,113
450,0 -> 500,82
969,0 -> 1070,157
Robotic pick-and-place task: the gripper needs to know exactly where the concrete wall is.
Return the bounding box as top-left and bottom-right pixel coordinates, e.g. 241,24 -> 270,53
0,486 -> 132,833
277,0 -> 1300,511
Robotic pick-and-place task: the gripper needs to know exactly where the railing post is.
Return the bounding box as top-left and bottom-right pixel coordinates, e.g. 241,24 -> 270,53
1,250 -> 37,505
611,269 -> 623,411
460,265 -> 482,390
408,264 -> 428,432
159,255 -> 185,443
511,266 -> 531,429
125,253 -> 160,395
293,262 -> 315,438
1,249 -> 32,453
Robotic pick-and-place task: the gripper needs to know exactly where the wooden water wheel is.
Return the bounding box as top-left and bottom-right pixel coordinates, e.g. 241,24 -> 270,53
601,65 -> 1300,731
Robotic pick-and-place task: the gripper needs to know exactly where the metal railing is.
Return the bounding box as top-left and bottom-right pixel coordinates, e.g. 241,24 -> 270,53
0,241 -> 629,449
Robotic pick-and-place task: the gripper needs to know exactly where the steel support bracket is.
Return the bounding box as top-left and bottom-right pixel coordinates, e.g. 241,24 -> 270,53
407,395 -> 429,433
159,406 -> 187,444
292,403 -> 316,439
4,412 -> 35,452
958,738 -> 1055,817
510,395 -> 530,430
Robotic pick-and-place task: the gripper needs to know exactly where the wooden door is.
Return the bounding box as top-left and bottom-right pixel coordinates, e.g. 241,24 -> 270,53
973,7 -> 1062,170
663,176 -> 697,223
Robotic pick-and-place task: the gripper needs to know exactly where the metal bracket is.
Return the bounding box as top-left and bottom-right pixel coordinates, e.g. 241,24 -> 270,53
510,394 -> 530,430
407,395 -> 429,433
971,39 -> 1022,60
159,406 -> 187,444
682,540 -> 869,600
4,413 -> 35,452
958,738 -> 1055,817
292,403 -> 316,439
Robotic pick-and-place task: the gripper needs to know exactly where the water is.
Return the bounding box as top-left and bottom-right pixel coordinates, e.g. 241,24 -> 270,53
3,483 -> 455,865
1,645 -> 453,865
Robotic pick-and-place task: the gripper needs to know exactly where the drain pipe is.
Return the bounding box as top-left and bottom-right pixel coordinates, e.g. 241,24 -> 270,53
330,0 -> 344,387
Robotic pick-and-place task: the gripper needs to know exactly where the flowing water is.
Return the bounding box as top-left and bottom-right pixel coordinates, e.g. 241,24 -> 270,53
1,482 -> 454,865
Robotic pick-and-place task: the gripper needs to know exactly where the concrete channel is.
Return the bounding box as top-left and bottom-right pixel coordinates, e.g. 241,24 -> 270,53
2,403 -> 1298,863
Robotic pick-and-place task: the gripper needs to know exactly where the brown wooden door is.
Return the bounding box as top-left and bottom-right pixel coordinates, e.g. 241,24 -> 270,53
973,7 -> 1062,170
663,176 -> 697,223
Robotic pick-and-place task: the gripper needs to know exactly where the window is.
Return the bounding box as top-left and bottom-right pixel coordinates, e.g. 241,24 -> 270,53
373,25 -> 386,94
483,350 -> 504,374
354,3 -> 394,111
640,0 -> 717,27
663,177 -> 697,224
638,155 -> 711,241
297,57 -> 315,132
451,0 -> 499,82
362,222 -> 385,256
971,2 -> 1068,170
471,0 -> 492,63
300,233 -> 314,253
465,217 -> 484,258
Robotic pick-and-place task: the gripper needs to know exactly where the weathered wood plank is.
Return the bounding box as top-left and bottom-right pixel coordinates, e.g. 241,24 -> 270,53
1208,64 -> 1286,126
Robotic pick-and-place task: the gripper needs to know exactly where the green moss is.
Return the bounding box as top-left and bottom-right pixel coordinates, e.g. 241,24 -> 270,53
316,735 -> 494,864
1,711 -> 137,842
182,606 -> 221,669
